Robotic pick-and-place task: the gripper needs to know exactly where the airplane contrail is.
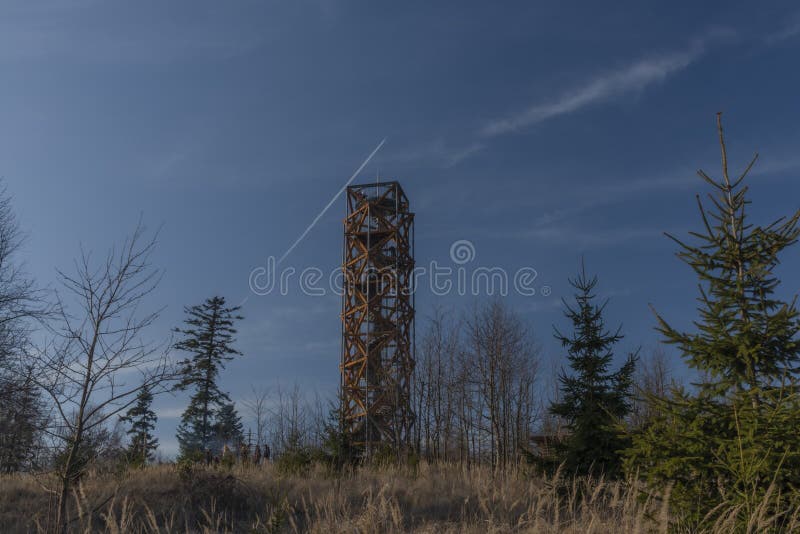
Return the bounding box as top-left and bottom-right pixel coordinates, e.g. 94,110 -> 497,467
277,138 -> 387,265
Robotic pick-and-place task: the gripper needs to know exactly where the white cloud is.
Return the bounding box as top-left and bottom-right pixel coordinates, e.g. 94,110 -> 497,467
384,36 -> 721,168
764,15 -> 800,45
752,152 -> 800,177
480,27 -> 740,140
481,44 -> 707,138
443,142 -> 487,168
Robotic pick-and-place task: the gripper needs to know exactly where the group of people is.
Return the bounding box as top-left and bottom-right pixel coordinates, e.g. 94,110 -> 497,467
204,442 -> 271,466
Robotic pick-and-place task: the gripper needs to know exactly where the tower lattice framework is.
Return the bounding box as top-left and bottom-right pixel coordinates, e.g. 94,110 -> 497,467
341,181 -> 415,454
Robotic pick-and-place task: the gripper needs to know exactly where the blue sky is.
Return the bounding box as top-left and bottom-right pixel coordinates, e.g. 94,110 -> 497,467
2,1 -> 799,456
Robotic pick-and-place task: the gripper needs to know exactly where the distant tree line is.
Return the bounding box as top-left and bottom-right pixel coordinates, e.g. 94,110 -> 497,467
410,302 -> 539,470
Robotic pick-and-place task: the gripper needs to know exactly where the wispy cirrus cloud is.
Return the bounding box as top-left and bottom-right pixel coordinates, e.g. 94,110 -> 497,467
388,31 -> 737,168
764,13 -> 800,45
415,31 -> 736,167
481,38 -> 720,138
443,142 -> 486,168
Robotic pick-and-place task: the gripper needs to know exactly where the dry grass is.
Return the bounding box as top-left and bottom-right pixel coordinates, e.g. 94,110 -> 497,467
0,462 -> 795,533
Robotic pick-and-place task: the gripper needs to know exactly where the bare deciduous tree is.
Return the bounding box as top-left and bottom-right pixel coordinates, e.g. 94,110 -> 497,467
464,300 -> 539,470
30,222 -> 173,533
412,301 -> 540,469
630,346 -> 674,428
268,382 -> 314,455
413,307 -> 460,463
242,385 -> 270,447
0,184 -> 50,474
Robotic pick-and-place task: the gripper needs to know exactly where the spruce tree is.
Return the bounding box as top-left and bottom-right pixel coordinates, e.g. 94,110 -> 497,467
626,114 -> 800,529
213,402 -> 244,449
550,263 -> 637,477
321,389 -> 357,471
119,384 -> 158,466
174,296 -> 243,456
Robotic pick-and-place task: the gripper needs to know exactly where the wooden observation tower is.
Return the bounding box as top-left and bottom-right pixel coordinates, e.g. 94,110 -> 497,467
341,181 -> 415,455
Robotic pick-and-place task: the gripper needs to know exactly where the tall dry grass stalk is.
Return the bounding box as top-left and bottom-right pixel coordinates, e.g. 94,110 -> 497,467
0,462 -> 796,533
